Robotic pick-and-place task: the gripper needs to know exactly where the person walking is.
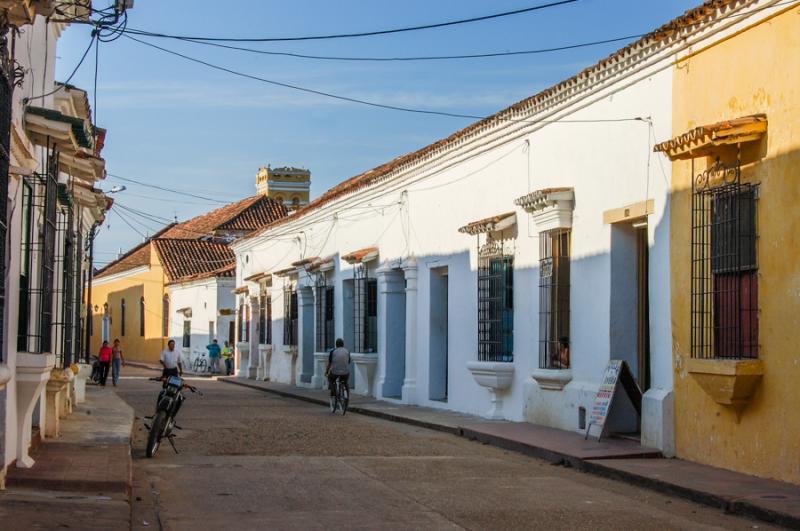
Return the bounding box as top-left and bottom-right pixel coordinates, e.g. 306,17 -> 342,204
222,341 -> 234,375
98,341 -> 113,387
206,339 -> 221,375
111,338 -> 126,386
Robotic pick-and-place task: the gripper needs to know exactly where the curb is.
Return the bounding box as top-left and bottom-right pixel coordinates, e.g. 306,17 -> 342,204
220,377 -> 800,529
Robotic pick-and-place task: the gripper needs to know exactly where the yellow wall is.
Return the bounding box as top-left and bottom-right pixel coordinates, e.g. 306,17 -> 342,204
670,6 -> 800,484
88,244 -> 169,364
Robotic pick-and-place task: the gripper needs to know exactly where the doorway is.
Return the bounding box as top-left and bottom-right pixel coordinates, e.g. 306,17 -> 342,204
429,267 -> 449,401
609,221 -> 650,393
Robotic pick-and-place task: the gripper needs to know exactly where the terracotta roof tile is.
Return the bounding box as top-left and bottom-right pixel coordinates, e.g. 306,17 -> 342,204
241,0 -> 749,242
152,238 -> 235,284
94,223 -> 175,279
341,247 -> 378,264
458,212 -> 517,235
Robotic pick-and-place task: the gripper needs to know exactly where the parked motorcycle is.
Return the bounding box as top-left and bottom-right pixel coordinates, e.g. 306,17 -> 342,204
90,356 -> 103,385
144,375 -> 199,457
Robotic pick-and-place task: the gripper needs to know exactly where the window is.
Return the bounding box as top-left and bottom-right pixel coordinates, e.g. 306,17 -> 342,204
692,162 -> 758,359
182,320 -> 191,348
139,297 -> 145,336
162,295 -> 169,337
0,68 -> 10,362
120,299 -> 126,336
315,282 -> 334,352
539,229 -> 571,369
353,268 -> 377,353
477,245 -> 513,362
238,299 -> 245,343
258,287 -> 271,345
245,301 -> 251,342
283,287 -> 298,346
16,179 -> 33,352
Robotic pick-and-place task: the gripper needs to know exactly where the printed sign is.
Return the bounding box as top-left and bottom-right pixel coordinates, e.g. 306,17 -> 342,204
585,359 -> 642,441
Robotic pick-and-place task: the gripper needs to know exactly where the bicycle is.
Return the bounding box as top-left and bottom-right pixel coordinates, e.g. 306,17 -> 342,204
329,374 -> 349,416
192,353 -> 209,374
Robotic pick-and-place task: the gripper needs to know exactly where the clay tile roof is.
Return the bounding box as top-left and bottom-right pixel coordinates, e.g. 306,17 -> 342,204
514,187 -> 574,212
244,272 -> 270,282
215,196 -> 287,232
654,114 -> 767,160
94,223 -> 176,279
458,212 -> 517,235
291,256 -> 319,268
152,238 -> 235,284
341,247 -> 378,264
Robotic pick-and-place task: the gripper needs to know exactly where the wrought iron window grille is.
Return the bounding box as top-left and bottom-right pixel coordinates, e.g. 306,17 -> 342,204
52,201 -> 79,368
477,237 -> 514,362
691,157 -> 759,360
283,284 -> 298,346
0,53 -> 11,362
182,320 -> 191,348
17,148 -> 59,354
258,285 -> 271,345
538,229 -> 571,369
315,273 -> 335,352
353,264 -> 377,353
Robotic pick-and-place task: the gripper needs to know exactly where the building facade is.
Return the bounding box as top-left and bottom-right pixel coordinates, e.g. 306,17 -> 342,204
656,1 -> 800,484
0,0 -> 111,486
90,193 -> 286,364
231,1 -> 795,468
255,165 -> 311,210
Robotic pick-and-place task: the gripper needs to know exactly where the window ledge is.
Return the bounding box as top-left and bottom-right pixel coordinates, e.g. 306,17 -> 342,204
236,342 -> 250,354
466,361 -> 514,390
284,346 -> 298,357
687,358 -> 763,415
351,352 -> 378,365
531,368 -> 572,390
0,365 -> 13,387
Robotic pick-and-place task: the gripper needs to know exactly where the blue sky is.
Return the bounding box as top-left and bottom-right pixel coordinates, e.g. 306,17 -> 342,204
54,0 -> 700,264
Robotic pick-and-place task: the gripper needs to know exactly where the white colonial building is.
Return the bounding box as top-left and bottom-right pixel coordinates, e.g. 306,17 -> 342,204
221,1 -> 734,455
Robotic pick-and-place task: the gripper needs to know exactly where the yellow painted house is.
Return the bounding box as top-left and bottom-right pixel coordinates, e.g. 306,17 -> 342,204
90,195 -> 286,363
657,1 -> 800,484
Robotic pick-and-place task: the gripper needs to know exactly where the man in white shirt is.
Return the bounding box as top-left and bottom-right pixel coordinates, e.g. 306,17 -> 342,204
160,339 -> 183,378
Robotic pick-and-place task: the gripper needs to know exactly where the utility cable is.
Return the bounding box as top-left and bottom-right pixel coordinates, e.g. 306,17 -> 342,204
23,31 -> 96,103
107,172 -> 231,204
121,1 -> 578,43
123,34 -> 645,125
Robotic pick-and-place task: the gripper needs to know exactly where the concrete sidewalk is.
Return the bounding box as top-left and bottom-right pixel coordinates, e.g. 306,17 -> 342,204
222,376 -> 800,529
0,384 -> 134,530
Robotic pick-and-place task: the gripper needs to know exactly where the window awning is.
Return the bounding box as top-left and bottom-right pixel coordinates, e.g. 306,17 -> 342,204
308,256 -> 335,272
654,114 -> 767,161
232,285 -> 249,295
244,271 -> 271,283
514,188 -> 573,213
175,306 -> 192,317
458,212 -> 516,235
272,266 -> 297,277
291,256 -> 319,268
25,106 -> 95,152
341,247 -> 378,264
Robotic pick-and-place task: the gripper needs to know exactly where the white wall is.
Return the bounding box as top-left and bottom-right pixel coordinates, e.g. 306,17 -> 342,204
232,26 -> 676,450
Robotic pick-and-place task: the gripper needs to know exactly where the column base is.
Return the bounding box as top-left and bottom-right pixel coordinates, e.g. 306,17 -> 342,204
15,353 -> 55,468
352,353 -> 378,396
401,379 -> 417,404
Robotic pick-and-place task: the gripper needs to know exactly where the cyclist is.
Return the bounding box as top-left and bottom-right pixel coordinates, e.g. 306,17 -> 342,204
325,338 -> 350,408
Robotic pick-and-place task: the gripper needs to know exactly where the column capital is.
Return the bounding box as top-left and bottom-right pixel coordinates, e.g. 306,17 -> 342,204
401,256 -> 418,273
298,285 -> 315,306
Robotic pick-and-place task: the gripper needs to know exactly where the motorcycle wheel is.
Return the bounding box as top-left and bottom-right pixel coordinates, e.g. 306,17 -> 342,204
146,411 -> 168,458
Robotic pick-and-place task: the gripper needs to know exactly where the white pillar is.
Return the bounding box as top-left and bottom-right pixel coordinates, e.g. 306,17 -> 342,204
376,263 -> 406,399
247,296 -> 259,379
401,258 -> 418,403
297,287 -> 315,385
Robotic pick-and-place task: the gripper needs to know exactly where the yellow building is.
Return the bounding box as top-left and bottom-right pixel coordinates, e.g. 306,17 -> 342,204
90,195 -> 286,363
657,2 -> 800,484
255,165 -> 311,210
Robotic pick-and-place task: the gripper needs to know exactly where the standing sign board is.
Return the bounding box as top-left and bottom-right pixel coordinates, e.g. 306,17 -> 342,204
585,360 -> 642,441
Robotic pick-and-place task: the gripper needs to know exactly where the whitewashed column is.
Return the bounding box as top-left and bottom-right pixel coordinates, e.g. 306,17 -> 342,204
401,258 -> 418,403
247,295 -> 259,379
376,263 -> 406,399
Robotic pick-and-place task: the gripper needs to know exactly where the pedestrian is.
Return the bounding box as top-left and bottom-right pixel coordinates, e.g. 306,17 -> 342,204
159,339 -> 183,378
206,339 -> 221,374
222,341 -> 234,375
98,340 -> 113,387
111,338 -> 126,386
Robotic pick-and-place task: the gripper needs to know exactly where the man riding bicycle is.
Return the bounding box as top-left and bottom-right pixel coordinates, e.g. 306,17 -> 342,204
325,338 -> 350,406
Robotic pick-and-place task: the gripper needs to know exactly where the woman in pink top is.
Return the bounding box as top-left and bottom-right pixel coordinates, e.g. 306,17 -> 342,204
98,341 -> 113,387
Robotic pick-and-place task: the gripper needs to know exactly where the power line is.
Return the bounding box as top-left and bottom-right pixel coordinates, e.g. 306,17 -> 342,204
121,1 -> 578,43
123,34 -> 645,125
107,172 -> 231,204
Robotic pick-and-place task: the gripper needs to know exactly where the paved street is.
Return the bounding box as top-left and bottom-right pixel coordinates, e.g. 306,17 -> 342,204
114,368 -> 772,531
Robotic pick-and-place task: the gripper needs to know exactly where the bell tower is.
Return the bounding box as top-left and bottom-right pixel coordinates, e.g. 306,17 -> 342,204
255,165 -> 311,210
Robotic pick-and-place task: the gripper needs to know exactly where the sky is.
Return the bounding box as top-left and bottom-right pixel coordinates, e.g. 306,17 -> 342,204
53,0 -> 701,266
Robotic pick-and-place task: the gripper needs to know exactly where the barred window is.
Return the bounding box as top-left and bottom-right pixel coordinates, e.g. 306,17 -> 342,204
120,299 -> 126,336
539,229 -> 571,369
139,297 -> 145,336
0,67 -> 11,362
245,300 -> 250,342
692,160 -> 758,359
477,243 -> 513,362
353,268 -> 377,353
237,299 -> 244,343
18,158 -> 58,353
315,282 -> 334,352
162,295 -> 169,337
182,320 -> 191,348
258,288 -> 271,345
283,287 -> 298,346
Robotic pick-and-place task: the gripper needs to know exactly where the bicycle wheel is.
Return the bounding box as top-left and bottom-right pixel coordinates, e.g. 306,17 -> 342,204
200,358 -> 208,373
340,385 -> 349,416
192,358 -> 201,373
